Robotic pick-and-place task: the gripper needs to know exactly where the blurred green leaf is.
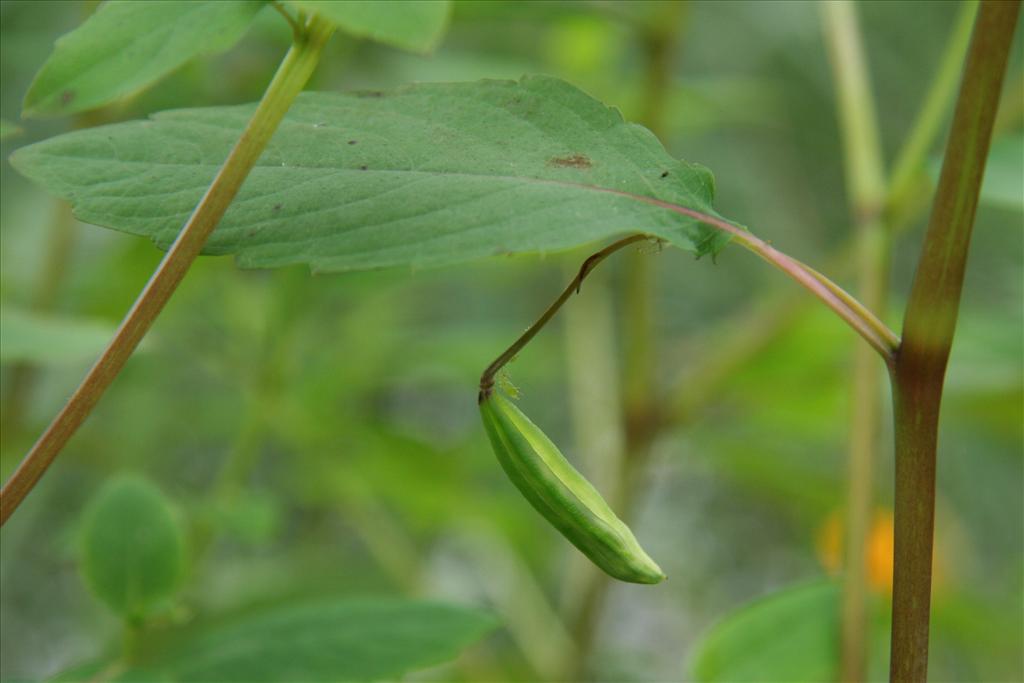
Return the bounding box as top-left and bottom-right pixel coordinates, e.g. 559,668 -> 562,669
289,0 -> 450,53
123,598 -> 494,681
0,306 -> 116,364
23,0 -> 266,118
0,118 -> 22,140
11,76 -> 728,273
689,579 -> 839,682
79,475 -> 185,619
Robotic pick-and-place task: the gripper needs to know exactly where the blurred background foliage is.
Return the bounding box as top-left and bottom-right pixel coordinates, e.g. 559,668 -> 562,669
1,1 -> 1021,681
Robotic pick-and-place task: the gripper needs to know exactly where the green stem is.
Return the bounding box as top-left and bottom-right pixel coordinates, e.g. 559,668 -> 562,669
478,234 -> 650,397
821,4 -> 889,681
890,2 -> 1019,681
0,16 -> 336,526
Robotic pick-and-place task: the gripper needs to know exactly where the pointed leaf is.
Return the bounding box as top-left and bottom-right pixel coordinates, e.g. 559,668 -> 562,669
10,76 -> 729,273
79,475 -> 185,619
23,1 -> 266,118
289,1 -> 450,53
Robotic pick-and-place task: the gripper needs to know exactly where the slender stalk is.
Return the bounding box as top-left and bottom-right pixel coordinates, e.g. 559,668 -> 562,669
822,3 -> 889,680
889,2 -> 1019,681
478,234 -> 650,397
0,16 -> 336,526
663,0 -> 981,430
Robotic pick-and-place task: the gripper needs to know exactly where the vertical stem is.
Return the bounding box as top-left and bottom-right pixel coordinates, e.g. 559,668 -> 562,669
0,16 -> 336,526
821,3 -> 889,681
568,5 -> 685,679
890,2 -> 1019,681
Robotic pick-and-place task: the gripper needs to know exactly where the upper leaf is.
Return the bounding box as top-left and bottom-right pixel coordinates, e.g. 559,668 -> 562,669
288,1 -> 450,53
79,475 -> 186,619
23,1 -> 266,118
11,76 -> 729,272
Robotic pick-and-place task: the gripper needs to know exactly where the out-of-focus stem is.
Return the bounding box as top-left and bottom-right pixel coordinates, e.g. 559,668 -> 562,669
822,2 -> 889,680
0,201 -> 77,440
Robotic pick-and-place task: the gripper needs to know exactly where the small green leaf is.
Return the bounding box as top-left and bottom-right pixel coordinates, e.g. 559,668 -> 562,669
23,1 -> 266,118
0,306 -> 116,365
108,598 -> 495,682
79,475 -> 185,619
689,579 -> 840,682
0,118 -> 22,140
288,1 -> 450,53
11,76 -> 728,273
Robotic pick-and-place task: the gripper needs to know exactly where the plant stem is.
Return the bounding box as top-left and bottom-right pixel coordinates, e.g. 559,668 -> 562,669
822,2 -> 889,681
889,2 -> 1019,681
0,16 -> 336,526
478,234 -> 650,398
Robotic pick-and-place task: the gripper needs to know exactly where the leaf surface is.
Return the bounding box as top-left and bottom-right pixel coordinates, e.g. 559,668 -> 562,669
23,0 -> 266,118
11,76 -> 729,273
90,599 -> 494,682
689,579 -> 840,682
289,0 -> 450,53
79,475 -> 185,619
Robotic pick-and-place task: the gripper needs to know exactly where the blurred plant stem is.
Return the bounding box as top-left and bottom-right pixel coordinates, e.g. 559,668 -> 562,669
822,3 -> 888,681
565,4 -> 685,679
890,2 -> 1018,680
0,201 -> 77,441
0,14 -> 335,525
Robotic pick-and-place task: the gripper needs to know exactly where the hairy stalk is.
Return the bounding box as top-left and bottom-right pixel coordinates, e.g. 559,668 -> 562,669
890,2 -> 1019,681
0,16 -> 336,526
822,2 -> 889,680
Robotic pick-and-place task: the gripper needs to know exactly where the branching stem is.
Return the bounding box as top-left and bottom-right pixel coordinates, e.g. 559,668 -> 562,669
0,16 -> 335,526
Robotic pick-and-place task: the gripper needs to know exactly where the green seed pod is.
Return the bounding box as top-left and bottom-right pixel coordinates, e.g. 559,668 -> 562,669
479,390 -> 665,585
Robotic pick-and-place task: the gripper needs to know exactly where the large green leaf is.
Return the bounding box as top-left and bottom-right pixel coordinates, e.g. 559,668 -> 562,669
289,1 -> 450,53
23,1 -> 266,118
688,579 -> 840,682
79,475 -> 185,619
58,599 -> 496,682
10,76 -> 729,273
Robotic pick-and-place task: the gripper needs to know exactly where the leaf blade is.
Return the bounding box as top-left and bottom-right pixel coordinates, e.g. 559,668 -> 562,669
11,76 -> 729,272
288,0 -> 450,53
23,0 -> 266,118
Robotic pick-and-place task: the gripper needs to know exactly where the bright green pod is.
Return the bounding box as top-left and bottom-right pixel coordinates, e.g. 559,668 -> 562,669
479,391 -> 665,585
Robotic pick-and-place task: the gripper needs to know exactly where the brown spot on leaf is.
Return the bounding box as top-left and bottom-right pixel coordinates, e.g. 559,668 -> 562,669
359,165 -> 368,171
660,171 -> 670,178
272,203 -> 282,212
348,139 -> 358,145
548,154 -> 592,169
61,90 -> 75,106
